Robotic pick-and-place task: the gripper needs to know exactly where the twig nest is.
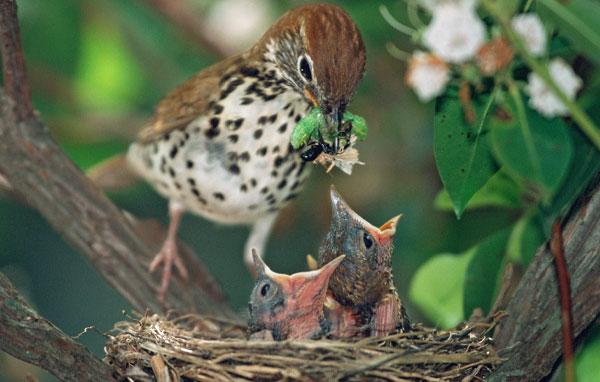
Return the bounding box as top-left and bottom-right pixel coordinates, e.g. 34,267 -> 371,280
104,313 -> 503,381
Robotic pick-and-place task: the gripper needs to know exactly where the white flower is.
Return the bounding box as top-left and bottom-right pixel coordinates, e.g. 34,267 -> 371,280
511,13 -> 547,57
423,2 -> 486,64
203,0 -> 273,54
526,58 -> 582,118
406,51 -> 451,101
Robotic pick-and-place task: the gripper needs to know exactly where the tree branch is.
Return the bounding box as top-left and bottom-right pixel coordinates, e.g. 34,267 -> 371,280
490,179 -> 600,381
0,0 -> 33,121
0,0 -> 232,317
0,272 -> 115,382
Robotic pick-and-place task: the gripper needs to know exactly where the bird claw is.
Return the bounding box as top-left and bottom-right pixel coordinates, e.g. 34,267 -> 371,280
149,238 -> 189,302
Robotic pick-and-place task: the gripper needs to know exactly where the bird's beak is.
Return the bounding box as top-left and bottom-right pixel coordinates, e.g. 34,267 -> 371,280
323,105 -> 344,132
376,215 -> 402,245
329,186 -> 401,246
252,249 -> 277,279
330,185 -> 377,231
290,255 -> 345,309
304,87 -> 319,107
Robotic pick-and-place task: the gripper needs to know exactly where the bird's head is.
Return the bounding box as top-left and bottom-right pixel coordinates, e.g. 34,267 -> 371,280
319,186 -> 401,305
248,250 -> 344,339
258,4 -> 366,134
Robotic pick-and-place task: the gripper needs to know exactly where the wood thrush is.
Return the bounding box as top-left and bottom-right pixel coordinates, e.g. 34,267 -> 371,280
318,187 -> 410,336
248,250 -> 345,340
126,4 -> 366,300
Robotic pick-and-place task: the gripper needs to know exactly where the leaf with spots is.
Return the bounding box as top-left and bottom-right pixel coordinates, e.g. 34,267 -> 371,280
434,89 -> 499,219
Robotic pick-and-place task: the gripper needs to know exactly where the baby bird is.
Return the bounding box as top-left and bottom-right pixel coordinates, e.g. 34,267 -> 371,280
248,250 -> 345,340
318,187 -> 410,336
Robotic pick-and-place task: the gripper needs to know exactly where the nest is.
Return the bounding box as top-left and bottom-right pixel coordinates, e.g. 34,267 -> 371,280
104,313 -> 504,381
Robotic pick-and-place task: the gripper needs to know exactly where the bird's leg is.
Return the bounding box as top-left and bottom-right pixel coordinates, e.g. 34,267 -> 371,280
244,213 -> 278,278
149,200 -> 188,301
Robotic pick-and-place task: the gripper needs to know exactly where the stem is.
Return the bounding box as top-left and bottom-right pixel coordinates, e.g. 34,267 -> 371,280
482,0 -> 600,151
385,42 -> 411,61
550,219 -> 576,382
379,5 -> 417,37
407,0 -> 426,29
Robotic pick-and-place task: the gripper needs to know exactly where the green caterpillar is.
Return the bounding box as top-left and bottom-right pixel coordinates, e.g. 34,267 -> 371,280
290,109 -> 368,150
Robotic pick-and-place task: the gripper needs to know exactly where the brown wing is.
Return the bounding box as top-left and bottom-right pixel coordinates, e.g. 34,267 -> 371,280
137,54 -> 245,143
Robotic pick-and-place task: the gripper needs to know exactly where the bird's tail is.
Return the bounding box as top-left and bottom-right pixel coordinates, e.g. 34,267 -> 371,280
87,153 -> 140,191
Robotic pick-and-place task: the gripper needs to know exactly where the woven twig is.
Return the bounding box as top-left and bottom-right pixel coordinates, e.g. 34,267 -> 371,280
104,313 -> 503,381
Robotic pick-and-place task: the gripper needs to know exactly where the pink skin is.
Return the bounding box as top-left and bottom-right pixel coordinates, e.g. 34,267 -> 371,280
250,252 -> 345,340
372,293 -> 402,336
324,294 -> 362,338
149,201 -> 189,302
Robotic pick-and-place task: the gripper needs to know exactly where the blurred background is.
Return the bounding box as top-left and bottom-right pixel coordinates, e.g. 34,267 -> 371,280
0,0 -> 597,381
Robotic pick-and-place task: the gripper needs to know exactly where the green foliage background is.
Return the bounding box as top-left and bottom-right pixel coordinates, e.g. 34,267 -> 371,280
0,0 -> 598,380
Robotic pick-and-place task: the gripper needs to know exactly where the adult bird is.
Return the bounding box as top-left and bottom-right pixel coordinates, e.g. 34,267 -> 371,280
126,4 -> 366,299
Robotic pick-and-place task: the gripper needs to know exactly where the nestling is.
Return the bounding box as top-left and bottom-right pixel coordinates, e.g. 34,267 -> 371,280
248,250 -> 345,340
318,187 -> 410,336
125,4 -> 366,300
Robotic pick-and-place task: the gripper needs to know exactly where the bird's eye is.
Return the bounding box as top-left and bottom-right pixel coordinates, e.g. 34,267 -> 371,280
363,232 -> 374,249
298,56 -> 313,82
260,283 -> 270,297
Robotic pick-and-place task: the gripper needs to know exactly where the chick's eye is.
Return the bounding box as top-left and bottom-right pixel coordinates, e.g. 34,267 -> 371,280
298,56 -> 312,81
260,283 -> 270,297
363,232 -> 374,249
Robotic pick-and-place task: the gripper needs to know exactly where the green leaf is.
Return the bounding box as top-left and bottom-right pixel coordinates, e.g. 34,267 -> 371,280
434,169 -> 524,211
506,214 -> 545,266
490,89 -> 574,202
538,0 -> 600,64
463,229 -> 510,318
576,324 -> 600,382
434,91 -> 499,218
76,19 -> 144,112
410,249 -> 476,328
539,127 -> 600,233
291,108 -> 322,149
343,111 -> 368,140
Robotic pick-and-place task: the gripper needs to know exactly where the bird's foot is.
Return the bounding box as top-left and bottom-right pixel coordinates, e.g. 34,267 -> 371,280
149,238 -> 189,302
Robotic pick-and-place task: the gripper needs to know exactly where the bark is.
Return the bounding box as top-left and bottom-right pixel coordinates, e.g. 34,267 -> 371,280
0,95 -> 234,317
0,272 -> 116,382
0,0 -> 232,317
490,180 -> 600,381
